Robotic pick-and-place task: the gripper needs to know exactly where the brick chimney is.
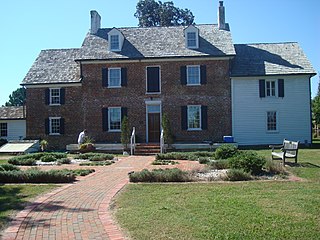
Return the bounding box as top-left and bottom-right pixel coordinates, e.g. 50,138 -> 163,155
218,1 -> 227,30
90,10 -> 101,34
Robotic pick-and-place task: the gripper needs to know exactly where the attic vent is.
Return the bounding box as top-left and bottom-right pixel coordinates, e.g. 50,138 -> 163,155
184,25 -> 199,49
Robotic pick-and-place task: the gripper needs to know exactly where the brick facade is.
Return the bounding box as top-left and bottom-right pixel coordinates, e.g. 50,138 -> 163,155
26,59 -> 232,149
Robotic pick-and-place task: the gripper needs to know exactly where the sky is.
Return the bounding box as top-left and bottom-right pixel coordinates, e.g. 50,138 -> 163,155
0,0 -> 319,106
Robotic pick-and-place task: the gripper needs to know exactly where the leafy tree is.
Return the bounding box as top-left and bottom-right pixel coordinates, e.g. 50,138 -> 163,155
5,87 -> 26,106
162,113 -> 174,144
312,77 -> 320,128
121,116 -> 130,149
135,0 -> 194,27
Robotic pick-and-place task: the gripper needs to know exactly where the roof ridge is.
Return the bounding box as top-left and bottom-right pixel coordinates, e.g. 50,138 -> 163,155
235,42 -> 299,46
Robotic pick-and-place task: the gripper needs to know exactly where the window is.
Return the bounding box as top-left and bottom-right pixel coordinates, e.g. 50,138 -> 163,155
108,68 -> 121,87
187,66 -> 200,85
146,66 -> 160,93
110,35 -> 120,51
267,111 -> 277,131
50,88 -> 61,105
0,123 -> 8,137
187,32 -> 197,48
188,105 -> 201,130
266,81 -> 276,97
108,107 -> 121,131
49,117 -> 61,135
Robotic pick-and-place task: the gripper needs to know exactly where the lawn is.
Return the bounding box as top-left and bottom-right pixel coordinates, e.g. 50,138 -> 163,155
114,146 -> 320,240
0,184 -> 57,231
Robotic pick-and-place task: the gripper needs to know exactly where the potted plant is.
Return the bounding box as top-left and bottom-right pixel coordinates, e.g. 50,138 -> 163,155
79,136 -> 96,152
40,139 -> 48,152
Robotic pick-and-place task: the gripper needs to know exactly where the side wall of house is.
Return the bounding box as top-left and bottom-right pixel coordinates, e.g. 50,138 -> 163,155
232,75 -> 312,145
0,120 -> 26,141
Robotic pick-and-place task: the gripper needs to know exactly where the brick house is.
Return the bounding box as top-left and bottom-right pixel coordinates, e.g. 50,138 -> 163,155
21,2 -> 315,150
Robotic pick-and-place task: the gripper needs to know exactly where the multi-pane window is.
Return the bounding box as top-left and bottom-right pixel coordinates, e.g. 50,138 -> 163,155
50,88 -> 61,105
187,32 -> 197,48
187,66 -> 200,85
50,117 -> 61,135
188,105 -> 201,130
108,68 -> 121,87
109,107 -> 121,131
0,123 -> 8,137
110,35 -> 120,51
267,111 -> 277,131
266,81 -> 276,97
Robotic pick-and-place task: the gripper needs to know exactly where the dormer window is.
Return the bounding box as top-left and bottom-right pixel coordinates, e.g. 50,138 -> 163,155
184,25 -> 199,49
108,28 -> 124,52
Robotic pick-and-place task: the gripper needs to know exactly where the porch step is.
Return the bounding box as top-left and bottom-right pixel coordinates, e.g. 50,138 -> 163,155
134,143 -> 160,156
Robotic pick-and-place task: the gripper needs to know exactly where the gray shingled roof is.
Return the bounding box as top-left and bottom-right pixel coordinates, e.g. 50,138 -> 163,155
22,49 -> 82,85
80,24 -> 236,60
231,43 -> 316,77
0,106 -> 25,120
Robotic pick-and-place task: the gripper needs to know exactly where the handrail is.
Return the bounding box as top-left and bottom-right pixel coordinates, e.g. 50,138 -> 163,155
160,129 -> 164,154
130,127 -> 136,155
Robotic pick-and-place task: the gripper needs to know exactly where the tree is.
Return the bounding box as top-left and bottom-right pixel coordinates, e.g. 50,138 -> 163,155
5,87 -> 26,106
121,116 -> 130,149
135,0 -> 194,27
313,78 -> 320,125
162,113 -> 174,144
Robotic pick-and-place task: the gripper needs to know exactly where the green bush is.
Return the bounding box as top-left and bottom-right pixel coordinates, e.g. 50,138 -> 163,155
76,153 -> 114,161
156,152 -> 213,161
0,168 -> 76,183
215,144 -> 238,159
225,169 -> 252,181
57,158 -> 71,165
8,156 -> 36,166
72,169 -> 95,176
198,157 -> 210,164
40,154 -> 57,162
209,160 -> 229,169
265,160 -> 286,175
0,164 -> 20,171
229,151 -> 266,174
152,160 -> 179,165
8,152 -> 68,165
79,161 -> 114,166
129,168 -> 192,182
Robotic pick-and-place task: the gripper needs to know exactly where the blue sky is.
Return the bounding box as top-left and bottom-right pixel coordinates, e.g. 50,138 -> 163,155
0,0 -> 319,106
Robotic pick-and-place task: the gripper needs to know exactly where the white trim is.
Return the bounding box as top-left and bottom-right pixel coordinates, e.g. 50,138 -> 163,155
49,117 -> 61,135
145,101 -> 162,143
266,111 -> 279,133
108,68 -> 122,88
184,25 -> 199,49
108,28 -> 124,52
265,80 -> 277,97
146,66 -> 161,94
187,105 -> 202,131
186,65 -> 201,86
24,83 -> 81,89
108,107 -> 122,132
49,88 -> 61,106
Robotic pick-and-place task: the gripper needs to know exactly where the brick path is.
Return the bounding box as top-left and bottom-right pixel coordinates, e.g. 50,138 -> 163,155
1,156 -> 154,240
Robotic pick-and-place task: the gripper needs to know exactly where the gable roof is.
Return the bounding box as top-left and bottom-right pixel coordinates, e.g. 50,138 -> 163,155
80,24 -> 236,60
231,42 -> 316,77
0,106 -> 25,120
22,49 -> 82,85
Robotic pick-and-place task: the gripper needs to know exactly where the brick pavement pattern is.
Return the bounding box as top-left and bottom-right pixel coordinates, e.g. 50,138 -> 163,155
2,156 -> 154,240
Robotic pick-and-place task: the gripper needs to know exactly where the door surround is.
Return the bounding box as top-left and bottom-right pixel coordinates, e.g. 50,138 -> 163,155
145,100 -> 162,143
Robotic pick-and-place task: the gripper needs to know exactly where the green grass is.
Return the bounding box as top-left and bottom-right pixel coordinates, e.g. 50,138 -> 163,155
0,184 -> 57,231
115,146 -> 320,240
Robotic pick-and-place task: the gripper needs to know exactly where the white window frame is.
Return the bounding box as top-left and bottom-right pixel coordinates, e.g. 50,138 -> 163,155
108,107 -> 121,132
266,80 -> 277,97
108,68 -> 121,88
0,122 -> 8,137
50,88 -> 61,105
187,65 -> 201,86
49,117 -> 61,135
110,34 -> 120,51
187,105 -> 202,131
266,111 -> 278,132
187,32 -> 197,48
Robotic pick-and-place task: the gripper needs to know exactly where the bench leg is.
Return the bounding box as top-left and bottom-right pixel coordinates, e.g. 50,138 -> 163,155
282,156 -> 285,166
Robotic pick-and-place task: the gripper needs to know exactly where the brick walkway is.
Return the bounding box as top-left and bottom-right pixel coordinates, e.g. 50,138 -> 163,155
1,156 -> 154,240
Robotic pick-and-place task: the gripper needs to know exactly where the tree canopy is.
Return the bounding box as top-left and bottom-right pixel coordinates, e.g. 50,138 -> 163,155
134,0 -> 194,27
312,78 -> 320,125
5,87 -> 26,107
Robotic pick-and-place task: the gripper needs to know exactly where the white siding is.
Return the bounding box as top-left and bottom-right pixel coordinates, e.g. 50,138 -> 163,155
0,120 -> 26,141
232,75 -> 311,145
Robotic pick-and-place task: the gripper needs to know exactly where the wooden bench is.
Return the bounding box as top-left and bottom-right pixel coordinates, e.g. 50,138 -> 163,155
269,139 -> 299,165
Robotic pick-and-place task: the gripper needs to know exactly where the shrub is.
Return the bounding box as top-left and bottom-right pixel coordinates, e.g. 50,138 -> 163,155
0,164 -> 20,171
40,154 -> 57,162
265,160 -> 287,175
215,144 -> 238,159
57,158 -> 71,165
152,160 -> 178,165
225,169 -> 252,181
156,152 -> 212,161
79,161 -> 114,166
129,168 -> 192,182
198,157 -> 210,164
0,168 -> 76,183
8,156 -> 36,166
76,153 -> 114,161
209,160 -> 229,170
229,151 -> 266,174
0,138 -> 8,147
72,169 -> 95,176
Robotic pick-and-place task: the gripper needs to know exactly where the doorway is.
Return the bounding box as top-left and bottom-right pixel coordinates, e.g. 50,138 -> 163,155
146,104 -> 161,143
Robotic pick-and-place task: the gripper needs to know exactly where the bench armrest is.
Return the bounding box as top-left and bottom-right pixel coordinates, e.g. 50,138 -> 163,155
269,144 -> 283,151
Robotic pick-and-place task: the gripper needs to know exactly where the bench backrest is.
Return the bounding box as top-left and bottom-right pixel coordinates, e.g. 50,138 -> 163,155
283,139 -> 299,156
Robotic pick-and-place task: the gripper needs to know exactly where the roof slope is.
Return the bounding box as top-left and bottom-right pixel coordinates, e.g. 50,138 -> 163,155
80,24 -> 236,60
22,49 -> 82,85
231,43 -> 316,77
0,106 -> 25,120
